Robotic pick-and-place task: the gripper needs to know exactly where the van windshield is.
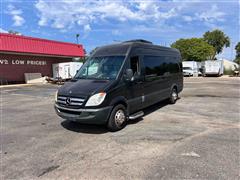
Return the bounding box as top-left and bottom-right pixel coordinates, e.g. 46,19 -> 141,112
74,56 -> 125,80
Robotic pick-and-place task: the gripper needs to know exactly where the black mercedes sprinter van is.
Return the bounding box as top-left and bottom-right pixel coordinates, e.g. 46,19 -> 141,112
55,40 -> 183,131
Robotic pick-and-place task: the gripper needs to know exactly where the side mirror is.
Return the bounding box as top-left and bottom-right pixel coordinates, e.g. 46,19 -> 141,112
124,69 -> 133,81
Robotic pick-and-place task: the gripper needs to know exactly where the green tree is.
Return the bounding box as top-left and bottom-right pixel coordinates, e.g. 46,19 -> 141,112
234,42 -> 240,65
203,29 -> 230,59
8,30 -> 22,35
171,38 -> 215,61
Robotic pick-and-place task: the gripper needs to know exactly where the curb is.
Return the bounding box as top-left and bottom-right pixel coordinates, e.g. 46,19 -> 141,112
0,83 -> 40,89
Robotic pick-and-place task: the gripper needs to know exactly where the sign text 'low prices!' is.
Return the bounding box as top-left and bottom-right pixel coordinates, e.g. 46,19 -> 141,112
0,59 -> 47,66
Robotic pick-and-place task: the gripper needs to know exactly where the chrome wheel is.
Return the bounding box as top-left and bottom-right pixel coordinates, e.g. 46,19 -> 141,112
172,90 -> 178,101
108,104 -> 127,131
114,109 -> 125,127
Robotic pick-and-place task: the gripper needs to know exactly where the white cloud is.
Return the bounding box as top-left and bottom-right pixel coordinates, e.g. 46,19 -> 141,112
196,4 -> 225,23
82,24 -> 91,38
7,4 -> 25,26
83,24 -> 91,33
34,0 -> 182,30
0,27 -> 8,33
112,29 -> 121,36
12,15 -> 25,26
182,4 -> 226,28
182,16 -> 193,22
34,0 -> 228,34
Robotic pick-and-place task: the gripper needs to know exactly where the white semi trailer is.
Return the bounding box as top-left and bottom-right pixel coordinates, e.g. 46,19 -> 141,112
202,60 -> 223,76
52,62 -> 83,79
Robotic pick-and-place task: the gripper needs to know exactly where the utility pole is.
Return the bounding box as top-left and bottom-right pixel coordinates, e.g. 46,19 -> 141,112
76,34 -> 80,44
231,41 -> 236,60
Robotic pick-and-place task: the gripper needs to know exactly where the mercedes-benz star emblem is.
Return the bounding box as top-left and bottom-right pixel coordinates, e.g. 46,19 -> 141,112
66,97 -> 71,105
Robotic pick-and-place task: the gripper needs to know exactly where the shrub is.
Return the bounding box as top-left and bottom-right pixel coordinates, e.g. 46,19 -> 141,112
224,68 -> 234,75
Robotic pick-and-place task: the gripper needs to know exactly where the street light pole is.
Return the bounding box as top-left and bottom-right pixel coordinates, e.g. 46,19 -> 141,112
76,34 -> 80,44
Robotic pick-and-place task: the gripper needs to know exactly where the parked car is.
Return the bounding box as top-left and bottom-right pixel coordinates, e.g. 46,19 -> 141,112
54,40 -> 183,131
182,61 -> 199,77
183,67 -> 193,76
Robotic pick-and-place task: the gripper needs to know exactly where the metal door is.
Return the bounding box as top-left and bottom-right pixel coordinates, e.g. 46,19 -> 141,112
64,65 -> 70,79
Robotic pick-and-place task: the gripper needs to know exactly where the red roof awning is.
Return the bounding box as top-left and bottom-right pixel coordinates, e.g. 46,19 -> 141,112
0,33 -> 85,57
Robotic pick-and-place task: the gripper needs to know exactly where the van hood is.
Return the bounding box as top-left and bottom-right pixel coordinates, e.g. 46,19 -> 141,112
58,79 -> 112,97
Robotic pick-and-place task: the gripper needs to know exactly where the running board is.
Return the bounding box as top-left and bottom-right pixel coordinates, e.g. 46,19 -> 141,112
129,111 -> 144,120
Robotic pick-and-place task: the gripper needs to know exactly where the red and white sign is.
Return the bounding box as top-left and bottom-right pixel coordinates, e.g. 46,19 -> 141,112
0,59 -> 47,65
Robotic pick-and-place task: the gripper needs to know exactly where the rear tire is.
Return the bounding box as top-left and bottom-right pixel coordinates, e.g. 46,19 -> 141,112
107,104 -> 127,132
169,87 -> 178,104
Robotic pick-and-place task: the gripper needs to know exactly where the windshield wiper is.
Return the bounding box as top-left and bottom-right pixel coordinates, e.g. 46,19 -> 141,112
73,76 -> 87,80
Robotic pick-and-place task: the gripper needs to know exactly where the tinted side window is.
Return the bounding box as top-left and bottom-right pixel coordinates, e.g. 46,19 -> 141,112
130,56 -> 140,76
166,56 -> 180,74
143,56 -> 167,77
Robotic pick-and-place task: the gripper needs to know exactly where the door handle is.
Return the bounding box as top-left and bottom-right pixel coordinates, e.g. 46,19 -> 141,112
136,81 -> 143,84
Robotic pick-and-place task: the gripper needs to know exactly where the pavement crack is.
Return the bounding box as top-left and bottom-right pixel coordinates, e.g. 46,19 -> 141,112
37,165 -> 60,177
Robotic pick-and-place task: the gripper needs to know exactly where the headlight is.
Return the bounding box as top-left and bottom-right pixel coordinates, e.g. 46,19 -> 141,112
85,92 -> 106,106
55,91 -> 58,102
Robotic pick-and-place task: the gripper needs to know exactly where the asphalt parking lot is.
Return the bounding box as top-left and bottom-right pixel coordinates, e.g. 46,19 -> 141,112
1,77 -> 240,179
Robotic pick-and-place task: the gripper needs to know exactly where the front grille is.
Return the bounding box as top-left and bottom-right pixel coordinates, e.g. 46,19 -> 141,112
57,96 -> 85,107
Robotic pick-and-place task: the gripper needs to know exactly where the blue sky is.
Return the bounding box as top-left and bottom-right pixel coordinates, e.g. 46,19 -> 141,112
1,0 -> 239,59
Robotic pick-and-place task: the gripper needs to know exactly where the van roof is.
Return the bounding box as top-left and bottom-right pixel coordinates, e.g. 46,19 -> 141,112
123,39 -> 153,44
92,40 -> 179,57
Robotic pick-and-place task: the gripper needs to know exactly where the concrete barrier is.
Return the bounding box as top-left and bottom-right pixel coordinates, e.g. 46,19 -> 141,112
24,73 -> 45,84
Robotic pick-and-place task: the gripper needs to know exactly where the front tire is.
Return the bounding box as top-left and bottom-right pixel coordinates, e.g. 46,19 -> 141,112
107,104 -> 127,132
169,88 -> 178,104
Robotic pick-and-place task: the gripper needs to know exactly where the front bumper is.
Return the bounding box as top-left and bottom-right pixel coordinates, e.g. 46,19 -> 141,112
183,72 -> 192,76
54,103 -> 112,124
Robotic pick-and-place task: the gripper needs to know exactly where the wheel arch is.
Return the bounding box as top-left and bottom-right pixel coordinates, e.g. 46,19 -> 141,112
109,96 -> 128,111
170,83 -> 178,92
